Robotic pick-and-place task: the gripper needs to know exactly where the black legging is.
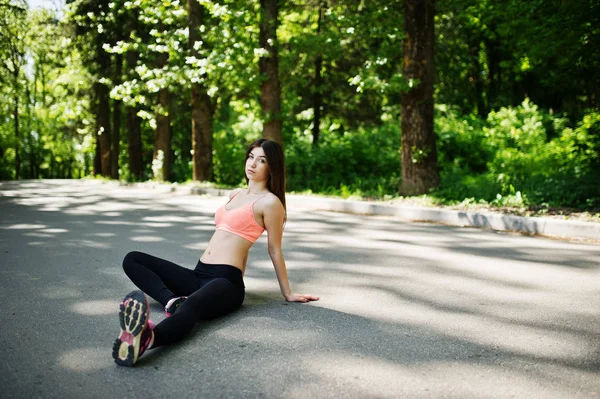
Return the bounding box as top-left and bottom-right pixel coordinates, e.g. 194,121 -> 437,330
122,251 -> 245,347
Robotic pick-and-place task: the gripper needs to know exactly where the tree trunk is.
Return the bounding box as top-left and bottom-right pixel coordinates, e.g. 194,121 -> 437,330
127,107 -> 143,180
95,41 -> 112,177
312,1 -> 325,148
154,87 -> 172,182
94,133 -> 101,176
29,66 -> 38,178
189,0 -> 213,181
13,87 -> 20,180
191,86 -> 213,181
485,38 -> 501,108
125,50 -> 143,180
400,0 -> 439,195
11,55 -> 21,179
259,0 -> 282,143
111,53 -> 123,179
96,80 -> 112,177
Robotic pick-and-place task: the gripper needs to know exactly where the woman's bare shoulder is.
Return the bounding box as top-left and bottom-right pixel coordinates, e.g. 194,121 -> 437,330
259,193 -> 284,212
264,193 -> 283,205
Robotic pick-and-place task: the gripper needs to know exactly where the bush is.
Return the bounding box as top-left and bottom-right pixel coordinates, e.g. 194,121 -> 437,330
286,123 -> 400,197
211,99 -> 599,210
434,100 -> 600,208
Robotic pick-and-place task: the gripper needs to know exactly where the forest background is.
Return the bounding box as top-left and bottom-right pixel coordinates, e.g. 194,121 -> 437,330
1,0 -> 599,214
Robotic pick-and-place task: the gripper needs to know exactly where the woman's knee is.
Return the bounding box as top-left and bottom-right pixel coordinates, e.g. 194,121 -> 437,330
187,279 -> 244,319
122,251 -> 142,272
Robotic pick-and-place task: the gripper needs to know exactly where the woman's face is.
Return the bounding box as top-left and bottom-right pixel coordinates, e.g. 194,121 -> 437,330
246,146 -> 270,182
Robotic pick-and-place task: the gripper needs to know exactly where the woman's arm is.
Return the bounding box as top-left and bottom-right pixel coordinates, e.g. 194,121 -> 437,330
262,196 -> 319,303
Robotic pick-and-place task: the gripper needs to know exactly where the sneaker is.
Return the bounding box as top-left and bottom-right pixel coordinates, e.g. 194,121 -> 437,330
112,290 -> 154,367
165,296 -> 187,317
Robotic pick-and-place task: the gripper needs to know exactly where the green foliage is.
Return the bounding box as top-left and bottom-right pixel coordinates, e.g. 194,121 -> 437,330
2,0 -> 599,213
435,104 -> 489,173
434,100 -> 600,208
286,124 -> 400,197
212,102 -> 263,186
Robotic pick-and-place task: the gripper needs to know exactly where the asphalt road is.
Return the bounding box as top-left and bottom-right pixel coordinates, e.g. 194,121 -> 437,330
1,180 -> 599,399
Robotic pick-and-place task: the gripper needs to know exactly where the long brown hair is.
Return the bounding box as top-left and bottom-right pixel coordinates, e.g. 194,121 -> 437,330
245,139 -> 287,219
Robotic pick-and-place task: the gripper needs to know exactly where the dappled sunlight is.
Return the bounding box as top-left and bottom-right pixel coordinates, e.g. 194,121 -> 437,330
39,228 -> 69,233
185,225 -> 215,231
64,201 -> 144,216
71,300 -> 116,316
294,240 -> 339,249
102,212 -> 122,217
95,220 -> 174,228
90,232 -> 116,237
63,239 -> 111,249
2,180 -> 598,398
24,232 -> 54,238
301,353 -> 579,399
98,267 -> 125,277
182,242 -> 210,251
143,215 -> 194,223
130,235 -> 165,243
57,348 -> 110,372
284,250 -> 319,261
15,196 -> 73,207
1,223 -> 48,230
304,276 -> 597,364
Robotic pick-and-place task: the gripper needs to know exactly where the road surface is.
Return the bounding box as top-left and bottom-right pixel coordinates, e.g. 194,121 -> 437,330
1,180 -> 599,398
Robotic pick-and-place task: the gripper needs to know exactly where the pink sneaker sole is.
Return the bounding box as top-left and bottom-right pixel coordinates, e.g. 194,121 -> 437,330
112,290 -> 150,367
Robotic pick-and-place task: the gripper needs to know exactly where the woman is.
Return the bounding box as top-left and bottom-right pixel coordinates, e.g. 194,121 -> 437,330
112,138 -> 319,367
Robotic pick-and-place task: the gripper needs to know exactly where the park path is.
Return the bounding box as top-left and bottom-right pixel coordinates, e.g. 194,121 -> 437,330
1,180 -> 599,399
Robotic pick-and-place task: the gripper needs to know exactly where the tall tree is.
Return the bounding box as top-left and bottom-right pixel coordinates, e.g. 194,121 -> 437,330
311,0 -> 325,148
125,50 -> 143,180
188,0 -> 213,181
95,40 -> 112,177
111,52 -> 122,179
70,0 -> 115,177
153,49 -> 172,182
400,0 -> 439,195
259,0 -> 282,143
110,11 -> 126,180
0,0 -> 27,179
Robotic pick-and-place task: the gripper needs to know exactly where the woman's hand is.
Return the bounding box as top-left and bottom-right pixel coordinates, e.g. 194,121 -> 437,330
285,294 -> 320,303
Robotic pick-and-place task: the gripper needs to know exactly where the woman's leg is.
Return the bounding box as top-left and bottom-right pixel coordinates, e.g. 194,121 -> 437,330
122,251 -> 200,306
152,277 -> 245,347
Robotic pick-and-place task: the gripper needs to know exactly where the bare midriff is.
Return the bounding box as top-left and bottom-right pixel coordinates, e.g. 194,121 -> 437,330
200,229 -> 254,274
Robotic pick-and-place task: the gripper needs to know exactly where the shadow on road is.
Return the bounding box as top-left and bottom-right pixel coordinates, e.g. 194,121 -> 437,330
1,180 -> 599,398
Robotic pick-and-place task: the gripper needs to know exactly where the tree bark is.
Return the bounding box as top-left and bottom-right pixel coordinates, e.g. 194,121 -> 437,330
189,0 -> 213,181
127,107 -> 142,180
96,79 -> 112,177
125,50 -> 143,180
13,82 -> 20,180
95,40 -> 112,177
94,133 -> 101,176
400,0 -> 439,195
312,1 -> 325,148
111,53 -> 122,179
259,0 -> 282,143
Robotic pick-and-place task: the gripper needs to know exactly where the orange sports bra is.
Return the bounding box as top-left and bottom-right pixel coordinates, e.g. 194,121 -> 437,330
214,192 -> 266,243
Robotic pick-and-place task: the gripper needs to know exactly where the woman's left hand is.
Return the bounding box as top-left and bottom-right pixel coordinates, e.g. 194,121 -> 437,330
285,294 -> 320,303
